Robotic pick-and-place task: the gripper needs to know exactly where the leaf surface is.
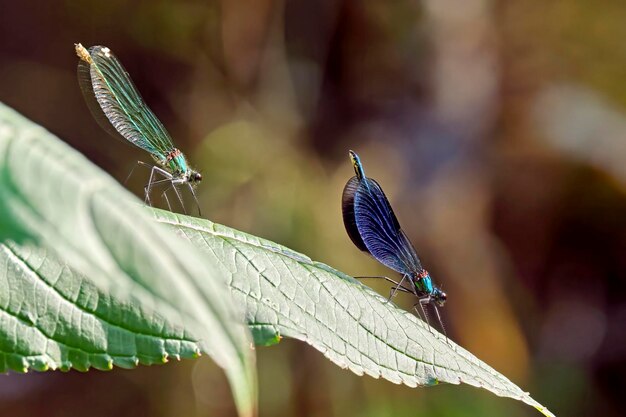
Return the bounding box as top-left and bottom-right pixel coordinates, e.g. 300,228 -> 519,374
154,209 -> 555,417
0,103 -> 256,417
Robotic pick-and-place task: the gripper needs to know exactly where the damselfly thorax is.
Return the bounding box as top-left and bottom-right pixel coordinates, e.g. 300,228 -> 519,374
159,148 -> 202,183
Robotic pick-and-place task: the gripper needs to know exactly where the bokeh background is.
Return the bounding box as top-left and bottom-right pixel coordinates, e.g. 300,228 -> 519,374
1,0 -> 624,416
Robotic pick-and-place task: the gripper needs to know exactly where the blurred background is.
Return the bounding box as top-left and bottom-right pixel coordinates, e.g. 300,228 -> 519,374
1,0 -> 624,416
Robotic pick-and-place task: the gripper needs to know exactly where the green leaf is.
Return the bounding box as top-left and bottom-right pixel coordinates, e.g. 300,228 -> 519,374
0,101 -> 554,416
152,209 -> 555,417
0,103 -> 256,417
0,240 -> 202,372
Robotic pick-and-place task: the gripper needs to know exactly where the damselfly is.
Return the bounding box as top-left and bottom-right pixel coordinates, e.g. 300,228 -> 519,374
75,43 -> 202,215
342,150 -> 447,333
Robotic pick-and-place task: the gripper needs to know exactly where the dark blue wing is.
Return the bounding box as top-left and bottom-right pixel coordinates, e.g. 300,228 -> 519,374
353,177 -> 423,275
342,176 -> 368,252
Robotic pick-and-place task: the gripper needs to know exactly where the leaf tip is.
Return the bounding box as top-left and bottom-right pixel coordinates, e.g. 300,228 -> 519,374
535,404 -> 556,417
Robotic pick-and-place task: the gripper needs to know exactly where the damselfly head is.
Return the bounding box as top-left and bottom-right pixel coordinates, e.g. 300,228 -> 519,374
433,288 -> 447,307
189,170 -> 202,183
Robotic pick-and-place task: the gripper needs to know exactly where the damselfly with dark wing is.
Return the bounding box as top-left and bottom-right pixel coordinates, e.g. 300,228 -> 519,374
75,43 -> 202,215
342,150 -> 447,334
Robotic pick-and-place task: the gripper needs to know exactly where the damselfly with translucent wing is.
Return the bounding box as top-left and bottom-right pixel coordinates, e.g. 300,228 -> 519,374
75,43 -> 202,215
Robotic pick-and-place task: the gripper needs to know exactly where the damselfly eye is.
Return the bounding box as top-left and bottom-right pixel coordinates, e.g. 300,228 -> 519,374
437,291 -> 447,306
192,172 -> 202,182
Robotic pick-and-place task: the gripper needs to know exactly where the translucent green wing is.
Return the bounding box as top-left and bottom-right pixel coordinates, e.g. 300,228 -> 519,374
76,44 -> 174,160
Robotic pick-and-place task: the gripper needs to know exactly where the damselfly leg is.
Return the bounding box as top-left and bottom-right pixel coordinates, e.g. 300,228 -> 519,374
387,274 -> 411,302
149,178 -> 176,211
432,304 -> 448,342
125,161 -> 201,216
354,275 -> 412,290
124,161 -> 171,206
354,275 -> 414,302
412,296 -> 448,341
187,182 -> 202,216
160,183 -> 187,214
